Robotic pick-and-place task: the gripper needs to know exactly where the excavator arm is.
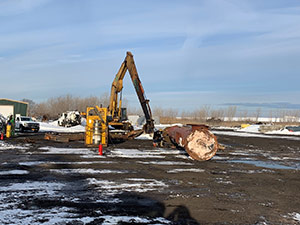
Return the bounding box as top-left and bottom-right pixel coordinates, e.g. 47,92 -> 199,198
108,51 -> 155,133
126,52 -> 155,133
108,58 -> 127,121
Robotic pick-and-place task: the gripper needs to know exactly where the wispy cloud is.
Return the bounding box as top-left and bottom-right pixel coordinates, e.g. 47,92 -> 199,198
0,0 -> 50,16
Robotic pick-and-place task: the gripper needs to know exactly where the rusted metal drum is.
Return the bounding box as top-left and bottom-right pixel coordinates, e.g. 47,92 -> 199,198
163,124 -> 218,161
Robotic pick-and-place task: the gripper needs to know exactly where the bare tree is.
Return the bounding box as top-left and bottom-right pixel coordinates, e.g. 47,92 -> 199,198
153,107 -> 164,117
268,110 -> 273,123
31,93 -> 110,119
279,109 -> 287,122
254,108 -> 261,122
181,110 -> 192,119
21,99 -> 36,116
99,92 -> 110,107
238,109 -> 248,122
33,102 -> 49,119
210,108 -> 225,120
295,110 -> 300,122
127,106 -> 143,115
226,106 -> 237,121
164,108 -> 179,118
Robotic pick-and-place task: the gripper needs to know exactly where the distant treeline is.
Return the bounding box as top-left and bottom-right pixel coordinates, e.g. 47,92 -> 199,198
22,94 -> 110,120
153,105 -> 300,123
22,95 -> 300,123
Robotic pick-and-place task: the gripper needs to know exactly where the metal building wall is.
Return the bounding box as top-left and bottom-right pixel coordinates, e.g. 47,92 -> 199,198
0,99 -> 28,117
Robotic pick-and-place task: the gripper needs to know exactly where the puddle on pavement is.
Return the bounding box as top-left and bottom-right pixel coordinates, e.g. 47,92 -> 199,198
228,160 -> 299,170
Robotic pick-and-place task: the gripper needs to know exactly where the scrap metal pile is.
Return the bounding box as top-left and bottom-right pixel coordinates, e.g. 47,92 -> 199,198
57,111 -> 81,127
44,132 -> 84,143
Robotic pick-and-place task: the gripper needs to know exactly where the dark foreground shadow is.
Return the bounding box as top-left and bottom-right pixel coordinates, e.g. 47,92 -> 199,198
167,205 -> 199,225
2,137 -> 200,225
24,191 -> 199,225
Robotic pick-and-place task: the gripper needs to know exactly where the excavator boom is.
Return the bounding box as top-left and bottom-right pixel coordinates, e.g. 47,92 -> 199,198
108,51 -> 154,133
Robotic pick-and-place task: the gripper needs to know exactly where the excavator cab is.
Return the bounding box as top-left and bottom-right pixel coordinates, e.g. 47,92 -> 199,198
120,108 -> 128,122
107,107 -> 128,122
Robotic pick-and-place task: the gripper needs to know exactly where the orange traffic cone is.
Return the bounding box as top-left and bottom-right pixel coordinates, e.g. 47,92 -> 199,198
98,144 -> 103,155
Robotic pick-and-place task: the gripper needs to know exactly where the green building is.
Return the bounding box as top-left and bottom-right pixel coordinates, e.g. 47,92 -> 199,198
0,99 -> 28,118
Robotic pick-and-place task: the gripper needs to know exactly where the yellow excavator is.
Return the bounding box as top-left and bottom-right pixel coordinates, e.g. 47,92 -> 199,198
85,52 -> 155,147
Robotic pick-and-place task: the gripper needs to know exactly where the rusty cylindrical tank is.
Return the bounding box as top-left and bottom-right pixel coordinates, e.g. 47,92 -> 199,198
162,124 -> 218,161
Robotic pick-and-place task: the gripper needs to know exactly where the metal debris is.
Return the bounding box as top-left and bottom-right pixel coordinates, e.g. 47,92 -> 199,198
44,133 -> 84,143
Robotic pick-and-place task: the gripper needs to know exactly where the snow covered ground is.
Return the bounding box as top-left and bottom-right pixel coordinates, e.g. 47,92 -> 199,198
38,120 -> 300,142
39,121 -> 85,133
213,124 -> 300,139
151,123 -> 300,140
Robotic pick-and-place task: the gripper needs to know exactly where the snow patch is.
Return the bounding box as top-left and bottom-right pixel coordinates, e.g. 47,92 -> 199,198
167,168 -> 205,173
290,212 -> 300,222
155,123 -> 183,130
109,148 -> 165,159
99,215 -> 171,224
213,124 -> 300,138
0,142 -> 29,150
212,155 -> 231,160
155,149 -> 184,155
135,133 -> 153,140
38,146 -> 95,155
0,181 -> 64,193
0,206 -> 101,225
215,178 -> 233,184
87,178 -> 168,194
213,130 -> 300,140
19,160 -> 113,166
50,168 -> 129,174
229,151 -> 256,156
229,169 -> 274,174
137,161 -> 193,165
18,161 -> 44,166
269,156 -> 300,161
39,121 -> 85,133
0,170 -> 29,175
267,128 -> 300,136
80,155 -> 107,159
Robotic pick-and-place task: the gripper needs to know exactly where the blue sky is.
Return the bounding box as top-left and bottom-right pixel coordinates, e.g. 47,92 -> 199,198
1,0 -> 300,112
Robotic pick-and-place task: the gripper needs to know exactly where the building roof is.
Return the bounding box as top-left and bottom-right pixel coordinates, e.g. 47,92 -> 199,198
0,98 -> 29,105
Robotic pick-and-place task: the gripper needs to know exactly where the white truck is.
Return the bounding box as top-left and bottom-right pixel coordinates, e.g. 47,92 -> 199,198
15,115 -> 40,132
